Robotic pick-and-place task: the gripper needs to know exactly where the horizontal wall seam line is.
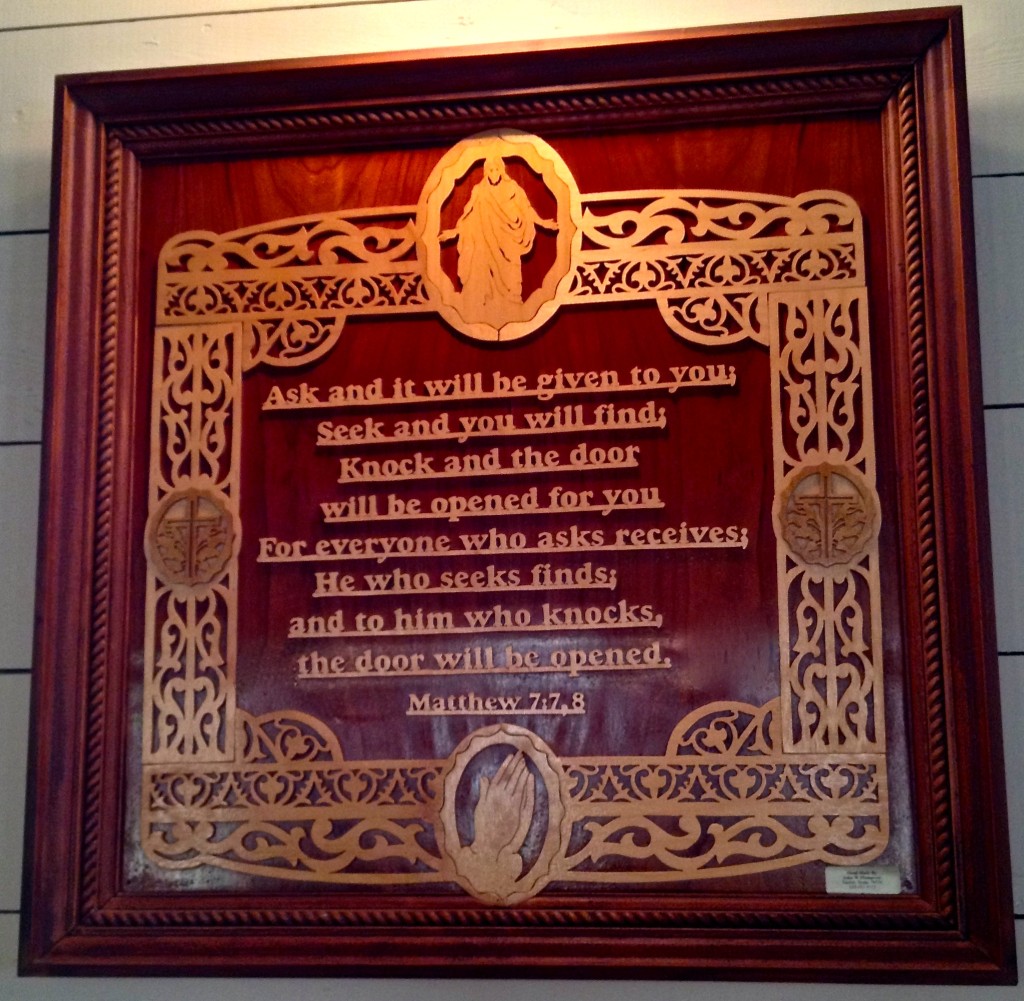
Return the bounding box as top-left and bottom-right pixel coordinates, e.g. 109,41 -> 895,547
0,0 -> 423,34
0,441 -> 42,447
999,651 -> 1024,657
0,668 -> 31,675
0,229 -> 48,237
974,172 -> 1024,179
983,403 -> 1024,411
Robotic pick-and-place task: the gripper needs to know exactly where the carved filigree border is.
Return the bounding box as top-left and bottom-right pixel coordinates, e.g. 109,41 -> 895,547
142,701 -> 887,892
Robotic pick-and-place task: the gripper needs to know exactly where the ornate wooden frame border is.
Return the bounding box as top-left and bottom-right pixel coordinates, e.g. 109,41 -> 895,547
21,7 -> 1016,981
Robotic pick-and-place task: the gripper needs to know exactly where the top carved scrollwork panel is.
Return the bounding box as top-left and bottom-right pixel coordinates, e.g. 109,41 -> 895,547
157,130 -> 864,347
162,210 -> 419,274
160,192 -> 858,275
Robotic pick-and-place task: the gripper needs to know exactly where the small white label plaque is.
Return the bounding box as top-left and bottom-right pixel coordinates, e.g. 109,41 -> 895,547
825,865 -> 902,895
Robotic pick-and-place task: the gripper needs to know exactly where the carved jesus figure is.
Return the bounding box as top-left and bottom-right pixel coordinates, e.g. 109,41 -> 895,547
440,155 -> 558,324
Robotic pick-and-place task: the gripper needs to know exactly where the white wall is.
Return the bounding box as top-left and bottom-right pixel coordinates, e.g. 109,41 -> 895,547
1,0 -> 1021,995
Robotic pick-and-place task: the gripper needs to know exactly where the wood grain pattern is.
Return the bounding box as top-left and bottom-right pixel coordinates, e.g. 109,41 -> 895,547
19,9 -> 1016,982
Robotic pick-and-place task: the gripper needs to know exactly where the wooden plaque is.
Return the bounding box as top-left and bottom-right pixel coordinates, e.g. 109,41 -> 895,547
20,7 -> 1016,982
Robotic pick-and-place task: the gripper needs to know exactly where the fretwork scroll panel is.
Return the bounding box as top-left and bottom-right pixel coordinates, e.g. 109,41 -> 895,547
157,183 -> 864,349
770,291 -> 883,754
143,323 -> 242,764
142,705 -> 888,891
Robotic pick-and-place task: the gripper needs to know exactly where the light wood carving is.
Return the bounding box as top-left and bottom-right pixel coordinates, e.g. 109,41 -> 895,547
144,131 -> 884,905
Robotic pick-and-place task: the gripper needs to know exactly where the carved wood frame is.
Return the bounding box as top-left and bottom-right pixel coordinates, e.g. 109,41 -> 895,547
21,7 -> 1016,982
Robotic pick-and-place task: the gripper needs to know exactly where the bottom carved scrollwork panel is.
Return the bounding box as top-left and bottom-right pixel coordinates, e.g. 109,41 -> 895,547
143,702 -> 887,904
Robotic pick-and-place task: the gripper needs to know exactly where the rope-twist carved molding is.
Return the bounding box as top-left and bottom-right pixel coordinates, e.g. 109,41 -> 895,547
111,70 -> 907,148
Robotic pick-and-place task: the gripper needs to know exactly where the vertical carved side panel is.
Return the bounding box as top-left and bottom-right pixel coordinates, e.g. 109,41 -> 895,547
143,323 -> 242,764
770,291 -> 884,753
